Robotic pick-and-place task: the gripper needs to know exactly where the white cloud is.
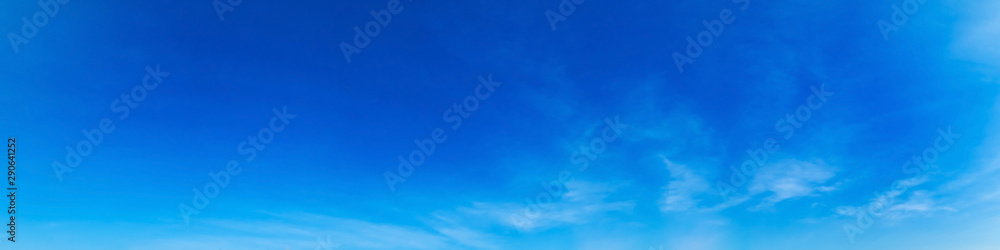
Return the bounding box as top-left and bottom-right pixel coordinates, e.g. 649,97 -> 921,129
748,160 -> 838,209
654,158 -> 841,213
460,180 -> 635,232
885,191 -> 956,219
701,195 -> 751,213
834,176 -> 954,222
658,157 -> 711,212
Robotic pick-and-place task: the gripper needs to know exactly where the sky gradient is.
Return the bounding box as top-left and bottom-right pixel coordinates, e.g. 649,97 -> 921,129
2,0 -> 1000,249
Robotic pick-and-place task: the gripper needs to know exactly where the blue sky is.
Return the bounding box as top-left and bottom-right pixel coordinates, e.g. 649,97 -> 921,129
2,0 -> 1000,249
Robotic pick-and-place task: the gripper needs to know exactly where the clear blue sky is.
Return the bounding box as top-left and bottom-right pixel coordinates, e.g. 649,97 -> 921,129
2,0 -> 1000,249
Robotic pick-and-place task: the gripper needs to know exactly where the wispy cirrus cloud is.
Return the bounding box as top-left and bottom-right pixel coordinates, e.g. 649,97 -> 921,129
458,180 -> 635,232
658,156 -> 711,212
748,160 -> 840,210
654,158 -> 843,213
